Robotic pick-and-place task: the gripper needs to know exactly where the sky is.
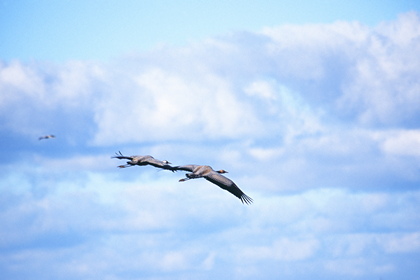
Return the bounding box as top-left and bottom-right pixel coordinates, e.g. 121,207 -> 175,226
1,1 -> 420,279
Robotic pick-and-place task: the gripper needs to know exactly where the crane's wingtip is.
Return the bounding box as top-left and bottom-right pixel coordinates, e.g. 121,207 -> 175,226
111,151 -> 125,159
240,194 -> 253,205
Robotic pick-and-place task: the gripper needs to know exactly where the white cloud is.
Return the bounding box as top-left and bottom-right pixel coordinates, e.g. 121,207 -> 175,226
324,257 -> 394,277
382,232 -> 420,253
0,61 -> 44,98
241,237 -> 319,262
244,80 -> 278,100
1,164 -> 419,279
2,12 -> 419,144
336,13 -> 420,126
92,67 -> 262,145
381,129 -> 420,157
261,13 -> 420,127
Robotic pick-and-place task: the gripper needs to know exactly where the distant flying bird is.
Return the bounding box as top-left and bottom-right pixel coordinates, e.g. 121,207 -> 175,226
39,134 -> 55,140
174,164 -> 253,204
112,151 -> 176,171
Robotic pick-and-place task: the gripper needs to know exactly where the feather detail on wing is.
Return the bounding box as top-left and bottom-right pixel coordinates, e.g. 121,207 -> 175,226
145,158 -> 167,167
111,151 -> 133,160
145,158 -> 176,171
173,165 -> 198,172
204,173 -> 253,204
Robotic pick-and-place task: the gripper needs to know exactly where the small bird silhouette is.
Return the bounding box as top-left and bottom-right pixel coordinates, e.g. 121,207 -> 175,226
39,134 -> 55,140
174,164 -> 253,204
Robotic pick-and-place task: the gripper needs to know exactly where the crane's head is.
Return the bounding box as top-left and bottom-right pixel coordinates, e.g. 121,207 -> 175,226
217,169 -> 228,174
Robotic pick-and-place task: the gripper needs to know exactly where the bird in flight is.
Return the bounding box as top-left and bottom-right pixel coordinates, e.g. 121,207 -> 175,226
174,164 -> 253,204
39,134 -> 55,140
112,151 -> 176,171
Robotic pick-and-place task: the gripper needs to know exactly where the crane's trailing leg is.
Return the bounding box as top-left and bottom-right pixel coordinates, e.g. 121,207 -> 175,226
179,173 -> 203,182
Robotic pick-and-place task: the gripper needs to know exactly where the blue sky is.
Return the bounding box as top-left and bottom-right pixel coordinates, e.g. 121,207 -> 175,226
1,1 -> 420,280
1,0 -> 420,60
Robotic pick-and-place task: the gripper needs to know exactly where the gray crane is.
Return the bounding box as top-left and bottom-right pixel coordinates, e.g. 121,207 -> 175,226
174,164 -> 253,204
112,151 -> 176,171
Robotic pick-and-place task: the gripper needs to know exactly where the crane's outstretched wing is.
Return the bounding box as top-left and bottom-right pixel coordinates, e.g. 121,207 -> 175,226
145,157 -> 177,171
173,165 -> 199,172
204,173 -> 253,204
